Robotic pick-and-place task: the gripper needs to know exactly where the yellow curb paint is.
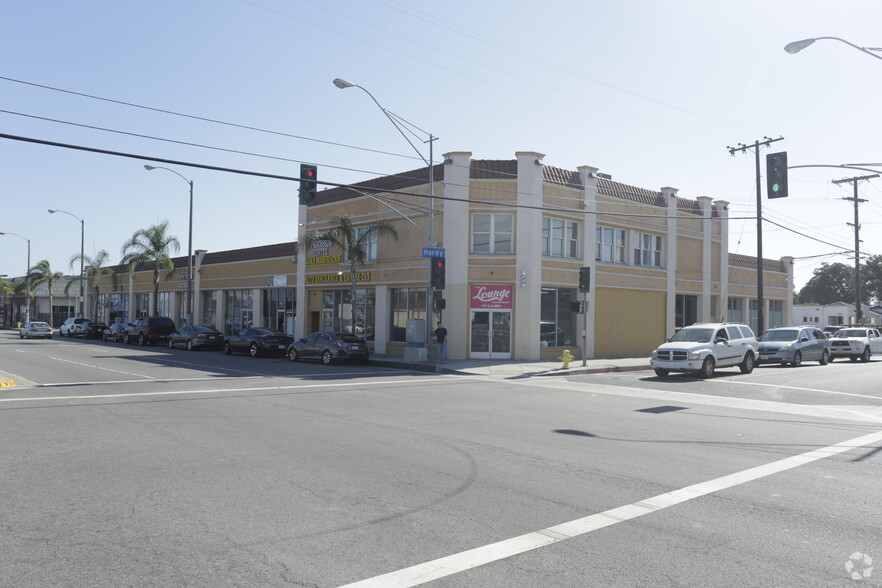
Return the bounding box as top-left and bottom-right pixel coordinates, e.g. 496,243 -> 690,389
0,380 -> 16,388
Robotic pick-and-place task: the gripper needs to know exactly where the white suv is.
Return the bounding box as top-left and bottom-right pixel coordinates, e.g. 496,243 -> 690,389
650,323 -> 758,378
828,327 -> 882,362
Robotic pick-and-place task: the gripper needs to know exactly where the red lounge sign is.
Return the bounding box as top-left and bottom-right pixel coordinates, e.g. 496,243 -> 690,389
470,284 -> 513,309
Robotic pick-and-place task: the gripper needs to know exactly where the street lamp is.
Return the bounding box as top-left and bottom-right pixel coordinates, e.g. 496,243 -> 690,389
48,209 -> 84,317
144,164 -> 194,325
333,77 -> 439,347
785,37 -> 882,61
0,231 -> 32,322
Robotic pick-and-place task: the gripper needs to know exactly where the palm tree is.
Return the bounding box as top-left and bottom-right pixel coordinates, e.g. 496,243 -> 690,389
120,221 -> 180,317
28,260 -> 65,325
64,250 -> 116,320
301,211 -> 398,333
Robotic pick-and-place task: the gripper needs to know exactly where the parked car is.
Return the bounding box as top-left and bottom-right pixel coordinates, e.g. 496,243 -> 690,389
287,331 -> 370,365
125,316 -> 176,346
19,321 -> 53,339
167,325 -> 225,351
79,321 -> 109,339
59,317 -> 91,337
650,322 -> 758,378
223,328 -> 293,357
828,327 -> 882,362
756,326 -> 830,367
102,322 -> 131,342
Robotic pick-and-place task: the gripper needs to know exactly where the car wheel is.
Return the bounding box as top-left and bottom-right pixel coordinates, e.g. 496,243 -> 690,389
186,340 -> 194,351
819,349 -> 829,365
861,347 -> 871,363
287,347 -> 299,362
790,351 -> 802,368
249,343 -> 259,358
653,368 -> 669,377
138,333 -> 146,346
321,350 -> 333,365
19,333 -> 24,339
850,356 -> 858,362
223,342 -> 232,354
698,356 -> 715,378
739,353 -> 755,374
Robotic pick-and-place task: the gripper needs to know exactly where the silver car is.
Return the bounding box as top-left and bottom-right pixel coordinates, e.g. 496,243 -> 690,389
757,326 -> 830,367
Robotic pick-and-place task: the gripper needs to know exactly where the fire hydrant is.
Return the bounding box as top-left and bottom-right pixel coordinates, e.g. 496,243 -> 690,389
559,349 -> 574,369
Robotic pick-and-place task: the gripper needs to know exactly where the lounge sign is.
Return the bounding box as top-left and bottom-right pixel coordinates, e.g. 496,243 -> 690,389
305,272 -> 371,285
470,284 -> 513,309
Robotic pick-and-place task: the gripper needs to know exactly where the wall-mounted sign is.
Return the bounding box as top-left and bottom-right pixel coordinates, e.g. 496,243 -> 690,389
305,272 -> 371,285
470,284 -> 513,309
306,255 -> 342,265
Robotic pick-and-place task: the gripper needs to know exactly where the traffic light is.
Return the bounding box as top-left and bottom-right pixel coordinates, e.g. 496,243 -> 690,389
430,257 -> 446,290
299,163 -> 318,205
766,152 -> 788,199
434,298 -> 446,311
570,301 -> 585,314
578,266 -> 591,292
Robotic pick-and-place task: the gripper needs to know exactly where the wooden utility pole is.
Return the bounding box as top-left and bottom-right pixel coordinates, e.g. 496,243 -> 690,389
832,174 -> 877,325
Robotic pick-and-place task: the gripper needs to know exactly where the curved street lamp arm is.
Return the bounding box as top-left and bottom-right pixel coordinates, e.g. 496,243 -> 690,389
342,187 -> 431,242
785,36 -> 882,61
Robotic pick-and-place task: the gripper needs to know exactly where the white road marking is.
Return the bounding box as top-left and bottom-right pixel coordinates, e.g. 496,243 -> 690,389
716,378 -> 882,400
0,376 -> 479,403
50,356 -> 157,379
339,429 -> 882,588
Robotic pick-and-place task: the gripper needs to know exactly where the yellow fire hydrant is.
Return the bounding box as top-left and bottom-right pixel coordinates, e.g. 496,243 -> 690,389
559,349 -> 574,369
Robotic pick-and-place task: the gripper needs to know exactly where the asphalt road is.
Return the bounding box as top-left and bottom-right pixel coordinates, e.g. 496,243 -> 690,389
1,331 -> 880,587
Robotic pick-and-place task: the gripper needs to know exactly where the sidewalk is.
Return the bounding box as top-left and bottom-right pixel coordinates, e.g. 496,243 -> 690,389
369,353 -> 652,378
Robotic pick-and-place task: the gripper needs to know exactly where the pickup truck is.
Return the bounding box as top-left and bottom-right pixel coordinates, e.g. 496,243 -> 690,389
828,327 -> 882,362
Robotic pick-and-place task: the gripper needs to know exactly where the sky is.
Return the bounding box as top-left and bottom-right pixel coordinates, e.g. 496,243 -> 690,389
3,0 -> 882,292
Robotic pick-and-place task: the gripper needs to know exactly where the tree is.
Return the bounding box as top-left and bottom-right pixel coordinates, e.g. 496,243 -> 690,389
64,250 -> 116,320
861,254 -> 882,304
301,212 -> 398,333
120,221 -> 180,317
28,260 -> 65,324
796,262 -> 854,305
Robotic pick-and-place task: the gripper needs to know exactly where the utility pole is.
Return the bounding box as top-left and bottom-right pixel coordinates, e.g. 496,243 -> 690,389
832,174 -> 876,325
727,136 -> 784,335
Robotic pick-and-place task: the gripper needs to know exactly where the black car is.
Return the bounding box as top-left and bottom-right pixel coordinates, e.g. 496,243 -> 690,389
223,328 -> 294,357
103,322 -> 131,342
167,325 -> 225,351
287,331 -> 370,365
126,316 -> 176,346
79,321 -> 109,339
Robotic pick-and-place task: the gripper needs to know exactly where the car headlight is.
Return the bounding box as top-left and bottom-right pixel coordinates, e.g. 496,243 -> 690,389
687,351 -> 701,360
650,350 -> 658,359
780,343 -> 792,350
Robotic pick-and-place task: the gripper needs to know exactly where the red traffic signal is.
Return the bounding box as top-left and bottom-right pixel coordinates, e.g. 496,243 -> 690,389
430,257 -> 446,290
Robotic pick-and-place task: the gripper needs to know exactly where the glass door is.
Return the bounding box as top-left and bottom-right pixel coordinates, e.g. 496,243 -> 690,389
470,310 -> 511,359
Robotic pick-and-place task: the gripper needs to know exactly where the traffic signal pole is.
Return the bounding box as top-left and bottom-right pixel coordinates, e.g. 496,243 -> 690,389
727,136 -> 783,335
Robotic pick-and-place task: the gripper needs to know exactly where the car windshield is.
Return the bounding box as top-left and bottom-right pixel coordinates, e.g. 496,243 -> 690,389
30,322 -> 49,327
836,329 -> 866,338
669,328 -> 714,343
336,334 -> 363,342
760,330 -> 798,342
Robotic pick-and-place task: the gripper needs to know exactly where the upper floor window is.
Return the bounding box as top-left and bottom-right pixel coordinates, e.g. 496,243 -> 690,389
472,213 -> 513,254
634,232 -> 663,268
542,217 -> 580,258
595,226 -> 625,263
354,226 -> 377,261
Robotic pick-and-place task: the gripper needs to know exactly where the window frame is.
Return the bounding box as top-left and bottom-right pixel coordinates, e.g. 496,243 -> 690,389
472,213 -> 514,255
633,232 -> 664,268
542,216 -> 580,259
595,226 -> 626,264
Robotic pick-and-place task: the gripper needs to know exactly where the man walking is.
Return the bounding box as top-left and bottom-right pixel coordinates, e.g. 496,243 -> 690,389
434,321 -> 448,363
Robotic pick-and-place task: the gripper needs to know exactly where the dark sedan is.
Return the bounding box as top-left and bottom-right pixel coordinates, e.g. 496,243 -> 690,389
287,331 -> 370,365
102,322 -> 131,342
223,328 -> 293,357
167,325 -> 224,351
80,321 -> 109,339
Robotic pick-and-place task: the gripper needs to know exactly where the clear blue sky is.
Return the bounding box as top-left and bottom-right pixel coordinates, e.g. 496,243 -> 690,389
3,0 -> 882,292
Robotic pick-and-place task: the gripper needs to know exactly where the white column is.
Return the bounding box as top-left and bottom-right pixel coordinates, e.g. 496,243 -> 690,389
514,151 -> 545,360
252,288 -> 263,328
715,200 -> 730,321
194,249 -> 207,324
697,196 -> 713,322
783,256 -> 794,328
374,285 -> 389,354
442,151 -> 472,361
127,271 -> 135,321
578,165 -> 599,359
295,204 -> 308,340
661,187 -> 679,335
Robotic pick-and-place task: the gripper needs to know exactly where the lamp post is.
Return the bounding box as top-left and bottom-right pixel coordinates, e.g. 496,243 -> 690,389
785,37 -> 882,61
333,77 -> 438,349
48,209 -> 84,317
0,231 -> 31,323
145,164 -> 194,325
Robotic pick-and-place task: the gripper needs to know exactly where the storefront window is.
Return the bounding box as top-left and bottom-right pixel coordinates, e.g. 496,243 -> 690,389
727,297 -> 743,323
319,288 -> 375,340
135,293 -> 150,318
768,300 -> 783,329
224,290 -> 254,335
390,288 -> 427,342
540,288 -> 576,347
675,294 -> 698,328
262,288 -> 296,334
201,291 -> 219,327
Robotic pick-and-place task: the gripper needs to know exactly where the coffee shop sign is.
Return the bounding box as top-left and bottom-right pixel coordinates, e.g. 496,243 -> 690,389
470,285 -> 513,309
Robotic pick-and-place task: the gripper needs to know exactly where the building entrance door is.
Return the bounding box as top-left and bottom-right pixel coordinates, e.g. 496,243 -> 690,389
470,310 -> 511,359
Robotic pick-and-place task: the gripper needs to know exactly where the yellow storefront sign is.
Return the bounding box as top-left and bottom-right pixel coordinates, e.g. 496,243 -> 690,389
306,255 -> 342,265
305,272 -> 371,284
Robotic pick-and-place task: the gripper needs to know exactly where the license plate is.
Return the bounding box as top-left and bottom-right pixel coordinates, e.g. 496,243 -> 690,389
352,345 -> 361,350
660,361 -> 676,368
278,345 -> 285,349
